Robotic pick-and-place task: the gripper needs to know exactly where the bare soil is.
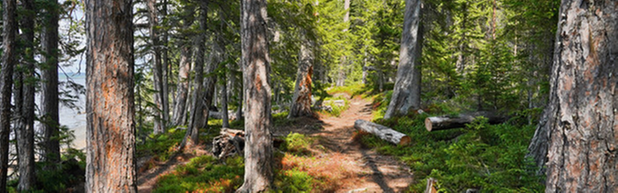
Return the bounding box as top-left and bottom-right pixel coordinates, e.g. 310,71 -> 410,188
137,96 -> 414,192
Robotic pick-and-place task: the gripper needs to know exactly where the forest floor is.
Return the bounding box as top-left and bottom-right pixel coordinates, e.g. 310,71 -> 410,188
137,96 -> 414,192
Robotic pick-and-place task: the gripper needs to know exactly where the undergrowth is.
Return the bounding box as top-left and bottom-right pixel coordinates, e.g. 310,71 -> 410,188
362,95 -> 545,192
151,132 -> 355,192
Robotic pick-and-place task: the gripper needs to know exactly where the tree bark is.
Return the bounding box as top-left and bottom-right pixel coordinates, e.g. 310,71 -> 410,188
384,0 -> 423,119
0,0 -> 17,190
171,7 -> 195,126
288,42 -> 314,118
15,0 -> 36,189
237,0 -> 274,191
40,0 -> 61,166
148,0 -> 167,134
85,0 -> 137,191
424,112 -> 506,131
354,120 -> 411,146
532,1 -> 618,192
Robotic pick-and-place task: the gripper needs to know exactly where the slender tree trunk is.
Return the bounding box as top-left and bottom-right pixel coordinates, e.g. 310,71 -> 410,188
198,47 -> 219,129
15,0 -> 36,189
237,0 -> 274,191
84,0 -> 137,191
172,9 -> 195,126
148,0 -> 167,134
40,0 -> 61,167
336,0 -> 351,87
181,1 -> 208,148
288,42 -> 314,118
384,0 -> 423,119
221,73 -> 230,128
529,1 -> 618,192
0,0 -> 17,190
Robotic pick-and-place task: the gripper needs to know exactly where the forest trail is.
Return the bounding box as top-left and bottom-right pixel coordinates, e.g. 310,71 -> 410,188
312,96 -> 414,192
275,96 -> 414,192
137,96 -> 414,192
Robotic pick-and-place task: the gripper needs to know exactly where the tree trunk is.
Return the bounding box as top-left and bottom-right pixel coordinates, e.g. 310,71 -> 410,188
531,1 -> 618,192
288,42 -> 314,118
384,0 -> 423,119
171,9 -> 195,126
221,74 -> 230,128
424,112 -> 506,131
85,0 -> 137,191
148,0 -> 167,134
354,120 -> 411,146
0,0 -> 17,190
237,0 -> 274,191
181,1 -> 208,149
15,0 -> 36,189
40,0 -> 61,166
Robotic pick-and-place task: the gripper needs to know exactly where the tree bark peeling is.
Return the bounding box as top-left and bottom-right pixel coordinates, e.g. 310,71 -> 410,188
529,1 -> 618,191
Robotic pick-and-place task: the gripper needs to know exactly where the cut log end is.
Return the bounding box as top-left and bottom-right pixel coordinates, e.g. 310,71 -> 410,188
399,136 -> 412,146
425,118 -> 432,132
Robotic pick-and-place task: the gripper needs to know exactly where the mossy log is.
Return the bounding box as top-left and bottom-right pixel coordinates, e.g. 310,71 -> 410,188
354,119 -> 411,146
424,112 -> 507,131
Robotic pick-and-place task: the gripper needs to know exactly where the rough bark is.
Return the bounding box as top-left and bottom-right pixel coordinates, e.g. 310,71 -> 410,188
532,1 -> 618,192
171,9 -> 195,126
40,0 -> 61,166
84,0 -> 137,191
0,0 -> 17,190
384,0 -> 423,119
424,112 -> 507,131
15,0 -> 36,189
237,0 -> 274,191
288,43 -> 314,118
354,120 -> 411,146
148,0 -> 167,134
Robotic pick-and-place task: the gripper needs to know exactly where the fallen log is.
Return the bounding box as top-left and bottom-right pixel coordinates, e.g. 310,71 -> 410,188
425,178 -> 438,193
354,119 -> 411,146
425,111 -> 507,131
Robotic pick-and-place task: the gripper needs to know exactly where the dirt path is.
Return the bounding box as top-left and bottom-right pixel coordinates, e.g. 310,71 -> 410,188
138,97 -> 413,192
276,97 -> 414,192
317,97 -> 413,192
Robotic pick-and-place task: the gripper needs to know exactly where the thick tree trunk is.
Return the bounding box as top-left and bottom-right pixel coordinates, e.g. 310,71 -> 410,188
0,0 -> 16,190
384,0 -> 423,119
237,0 -> 274,191
40,0 -> 61,166
148,0 -> 167,134
289,43 -> 314,118
354,120 -> 411,146
424,112 -> 506,131
530,1 -> 618,192
171,10 -> 195,126
15,0 -> 36,189
84,0 -> 137,191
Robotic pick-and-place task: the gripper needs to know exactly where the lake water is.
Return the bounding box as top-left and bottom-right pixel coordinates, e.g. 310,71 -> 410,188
55,73 -> 87,150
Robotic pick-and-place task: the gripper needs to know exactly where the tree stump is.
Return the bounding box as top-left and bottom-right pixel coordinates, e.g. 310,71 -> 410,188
212,128 -> 245,159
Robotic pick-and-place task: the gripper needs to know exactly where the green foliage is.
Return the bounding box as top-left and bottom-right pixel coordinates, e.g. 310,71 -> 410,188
274,169 -> 315,193
282,133 -> 315,155
136,127 -> 185,161
365,95 -> 544,192
153,156 -> 244,193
